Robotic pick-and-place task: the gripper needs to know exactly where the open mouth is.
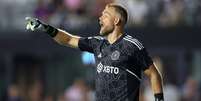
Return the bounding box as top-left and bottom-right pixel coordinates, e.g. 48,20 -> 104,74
99,21 -> 104,27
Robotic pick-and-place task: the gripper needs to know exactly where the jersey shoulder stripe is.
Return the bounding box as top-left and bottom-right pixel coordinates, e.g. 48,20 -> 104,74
125,35 -> 144,48
94,36 -> 104,40
88,36 -> 104,40
123,35 -> 144,50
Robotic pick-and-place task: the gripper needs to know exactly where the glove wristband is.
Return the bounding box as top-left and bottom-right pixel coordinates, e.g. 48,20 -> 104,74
44,25 -> 58,37
154,93 -> 164,101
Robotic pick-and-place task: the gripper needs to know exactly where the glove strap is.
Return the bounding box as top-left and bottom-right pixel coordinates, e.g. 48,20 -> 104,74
44,25 -> 58,37
154,93 -> 164,101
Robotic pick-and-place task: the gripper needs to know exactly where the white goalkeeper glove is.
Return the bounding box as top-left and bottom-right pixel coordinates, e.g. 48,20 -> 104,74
25,17 -> 58,37
25,17 -> 46,31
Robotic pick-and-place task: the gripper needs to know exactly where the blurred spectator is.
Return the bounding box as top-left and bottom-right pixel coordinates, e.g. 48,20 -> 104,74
7,85 -> 23,101
145,0 -> 163,25
44,95 -> 54,101
64,0 -> 84,12
28,81 -> 43,101
182,77 -> 200,101
164,84 -> 181,101
63,12 -> 89,30
61,0 -> 90,29
87,86 -> 95,101
64,79 -> 88,101
183,0 -> 201,26
194,2 -> 201,26
158,0 -> 184,27
48,3 -> 67,27
91,0 -> 113,18
57,94 -> 65,101
115,0 -> 148,26
34,0 -> 56,22
0,0 -> 36,29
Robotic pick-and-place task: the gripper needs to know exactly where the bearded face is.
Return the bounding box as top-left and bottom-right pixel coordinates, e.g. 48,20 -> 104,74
99,7 -> 116,36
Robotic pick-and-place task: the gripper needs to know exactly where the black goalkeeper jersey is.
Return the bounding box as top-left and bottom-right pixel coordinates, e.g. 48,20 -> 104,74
78,34 -> 153,101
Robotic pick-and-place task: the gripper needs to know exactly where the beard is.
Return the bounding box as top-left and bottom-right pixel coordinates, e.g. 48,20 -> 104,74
99,25 -> 114,36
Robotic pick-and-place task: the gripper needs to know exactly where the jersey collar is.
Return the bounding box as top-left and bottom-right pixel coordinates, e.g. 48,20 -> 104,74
106,33 -> 127,45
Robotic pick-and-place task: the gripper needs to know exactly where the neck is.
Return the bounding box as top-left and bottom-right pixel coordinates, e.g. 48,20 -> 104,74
106,27 -> 124,44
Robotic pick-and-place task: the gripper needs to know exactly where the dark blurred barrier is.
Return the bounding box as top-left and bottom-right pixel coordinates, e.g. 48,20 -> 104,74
0,26 -> 200,53
130,26 -> 201,49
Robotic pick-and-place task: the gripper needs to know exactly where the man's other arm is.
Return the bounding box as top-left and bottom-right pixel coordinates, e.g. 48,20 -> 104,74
144,64 -> 164,100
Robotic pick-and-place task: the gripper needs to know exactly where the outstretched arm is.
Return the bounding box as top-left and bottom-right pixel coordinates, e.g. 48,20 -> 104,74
25,17 -> 80,48
144,64 -> 164,101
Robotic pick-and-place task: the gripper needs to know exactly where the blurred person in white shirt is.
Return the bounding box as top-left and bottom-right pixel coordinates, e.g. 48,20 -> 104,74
64,79 -> 88,101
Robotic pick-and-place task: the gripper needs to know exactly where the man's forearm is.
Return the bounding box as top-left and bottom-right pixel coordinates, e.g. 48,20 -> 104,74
150,68 -> 164,101
150,71 -> 163,94
53,29 -> 80,48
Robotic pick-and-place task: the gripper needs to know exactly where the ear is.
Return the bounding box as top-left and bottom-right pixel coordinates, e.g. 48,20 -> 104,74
114,17 -> 121,25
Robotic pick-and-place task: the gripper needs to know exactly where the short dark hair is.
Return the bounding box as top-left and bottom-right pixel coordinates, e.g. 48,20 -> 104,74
107,4 -> 128,25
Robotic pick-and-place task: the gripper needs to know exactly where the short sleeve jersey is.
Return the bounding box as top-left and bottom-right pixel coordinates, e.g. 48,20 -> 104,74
78,34 -> 153,101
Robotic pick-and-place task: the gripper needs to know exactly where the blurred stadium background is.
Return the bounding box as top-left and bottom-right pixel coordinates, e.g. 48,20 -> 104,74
0,0 -> 201,101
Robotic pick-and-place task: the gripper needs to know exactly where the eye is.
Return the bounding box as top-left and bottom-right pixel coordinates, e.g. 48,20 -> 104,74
103,14 -> 109,18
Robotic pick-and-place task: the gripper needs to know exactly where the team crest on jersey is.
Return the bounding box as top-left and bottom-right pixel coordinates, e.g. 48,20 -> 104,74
111,50 -> 120,60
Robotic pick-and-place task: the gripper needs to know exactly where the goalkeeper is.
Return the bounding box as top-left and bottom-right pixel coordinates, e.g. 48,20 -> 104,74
26,4 -> 164,101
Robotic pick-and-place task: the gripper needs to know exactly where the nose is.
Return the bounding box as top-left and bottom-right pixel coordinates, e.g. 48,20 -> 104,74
99,16 -> 102,21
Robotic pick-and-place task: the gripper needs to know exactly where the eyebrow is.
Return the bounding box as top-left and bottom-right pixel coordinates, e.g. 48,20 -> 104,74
103,11 -> 112,17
